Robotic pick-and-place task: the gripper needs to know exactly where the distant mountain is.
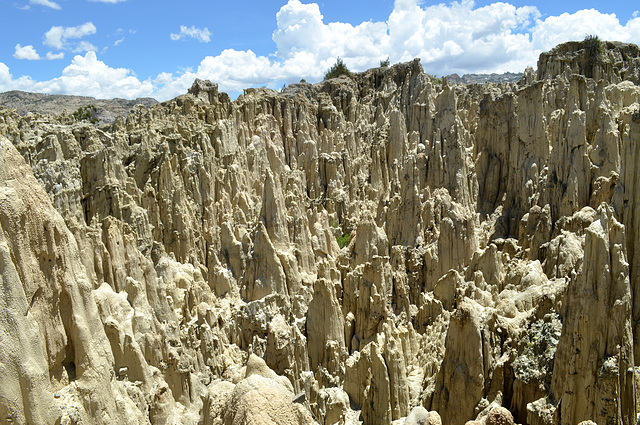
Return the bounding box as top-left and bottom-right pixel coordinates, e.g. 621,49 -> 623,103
445,71 -> 523,84
0,90 -> 158,123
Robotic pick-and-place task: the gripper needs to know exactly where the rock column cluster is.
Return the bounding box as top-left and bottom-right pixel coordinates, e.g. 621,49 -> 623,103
0,40 -> 639,425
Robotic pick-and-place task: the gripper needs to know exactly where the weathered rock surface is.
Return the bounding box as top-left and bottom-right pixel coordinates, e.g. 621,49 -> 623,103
1,39 -> 640,425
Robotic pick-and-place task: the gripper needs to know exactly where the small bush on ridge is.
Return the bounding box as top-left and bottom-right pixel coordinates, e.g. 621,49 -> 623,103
325,57 -> 351,80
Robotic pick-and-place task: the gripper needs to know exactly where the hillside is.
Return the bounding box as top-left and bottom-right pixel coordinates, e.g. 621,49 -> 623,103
0,90 -> 158,123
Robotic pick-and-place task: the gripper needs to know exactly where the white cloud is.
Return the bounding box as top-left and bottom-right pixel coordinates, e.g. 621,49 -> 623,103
0,63 -> 11,84
270,0 -> 640,77
359,0 -> 542,74
160,1 -> 640,98
0,52 -> 153,99
44,22 -> 97,50
14,44 -> 65,62
170,25 -> 212,43
4,1 -> 640,101
532,9 -> 640,49
0,63 -> 38,92
44,52 -> 153,98
73,41 -> 98,53
14,44 -> 41,60
46,52 -> 65,60
30,0 -> 61,10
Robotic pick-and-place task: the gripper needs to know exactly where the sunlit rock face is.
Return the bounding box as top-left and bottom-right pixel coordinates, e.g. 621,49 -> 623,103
1,39 -> 639,425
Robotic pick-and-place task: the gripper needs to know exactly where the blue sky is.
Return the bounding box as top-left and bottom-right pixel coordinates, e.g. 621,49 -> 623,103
1,0 -> 639,100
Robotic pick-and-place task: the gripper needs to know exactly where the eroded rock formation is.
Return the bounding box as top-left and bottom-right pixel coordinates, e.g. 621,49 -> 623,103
1,39 -> 640,425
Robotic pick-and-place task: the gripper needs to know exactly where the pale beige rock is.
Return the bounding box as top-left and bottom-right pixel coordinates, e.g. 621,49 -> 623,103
404,406 -> 442,425
537,40 -> 640,83
201,380 -> 235,425
316,387 -> 350,425
243,222 -> 288,302
551,204 -> 636,425
526,398 -> 556,425
149,382 -> 178,425
221,355 -> 316,425
306,278 -> 345,371
0,194 -> 58,424
1,39 -> 639,425
0,138 -> 141,424
519,204 -> 551,260
486,407 -> 514,425
344,341 -> 392,425
430,301 -> 484,425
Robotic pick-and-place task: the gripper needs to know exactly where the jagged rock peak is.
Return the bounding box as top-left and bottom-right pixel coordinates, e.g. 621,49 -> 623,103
1,39 -> 640,425
187,78 -> 219,104
537,39 -> 640,83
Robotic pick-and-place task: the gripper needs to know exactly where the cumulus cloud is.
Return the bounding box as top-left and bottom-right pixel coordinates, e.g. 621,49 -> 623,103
14,44 -> 41,60
43,51 -> 153,98
4,1 -> 640,101
173,0 -> 639,97
0,52 -> 153,99
170,25 -> 212,43
44,22 -> 97,50
0,63 -> 38,92
272,0 -> 390,72
151,49 -> 327,101
30,0 -> 61,9
14,45 -> 65,61
271,0 -> 640,77
532,9 -> 640,49
269,0 -> 546,76
46,52 -> 65,60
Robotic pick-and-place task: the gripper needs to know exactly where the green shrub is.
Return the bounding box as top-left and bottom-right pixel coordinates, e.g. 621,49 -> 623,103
582,35 -> 604,78
336,233 -> 351,249
428,74 -> 442,85
325,57 -> 351,80
583,35 -> 603,62
72,105 -> 99,124
379,57 -> 390,67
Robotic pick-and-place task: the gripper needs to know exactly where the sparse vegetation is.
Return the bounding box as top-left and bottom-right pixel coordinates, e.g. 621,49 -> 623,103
428,74 -> 442,85
72,104 -> 99,124
324,57 -> 351,80
583,34 -> 603,62
582,35 -> 604,78
512,313 -> 562,389
379,57 -> 390,67
632,107 -> 640,123
336,232 -> 351,249
329,218 -> 351,248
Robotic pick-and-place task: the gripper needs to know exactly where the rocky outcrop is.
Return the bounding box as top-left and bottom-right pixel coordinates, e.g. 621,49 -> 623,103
1,39 -> 640,425
0,138 -> 147,424
550,205 -> 636,425
538,40 -> 640,83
